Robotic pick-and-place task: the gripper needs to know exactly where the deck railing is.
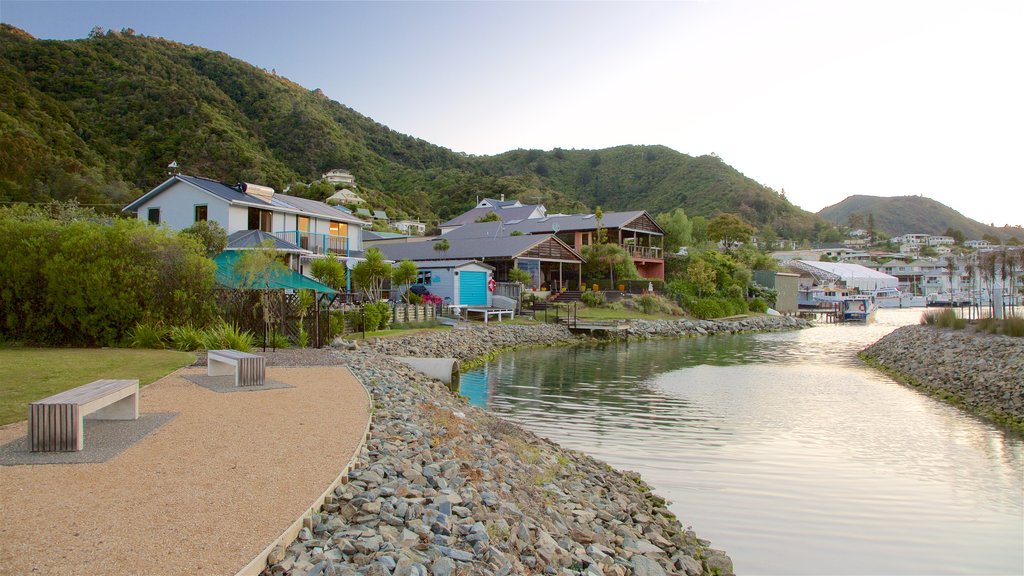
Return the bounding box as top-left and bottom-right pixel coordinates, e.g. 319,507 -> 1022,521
274,231 -> 349,256
622,243 -> 662,260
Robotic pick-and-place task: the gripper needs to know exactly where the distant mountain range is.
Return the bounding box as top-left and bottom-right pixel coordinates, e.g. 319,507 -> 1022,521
818,195 -> 1023,242
0,24 -> 823,237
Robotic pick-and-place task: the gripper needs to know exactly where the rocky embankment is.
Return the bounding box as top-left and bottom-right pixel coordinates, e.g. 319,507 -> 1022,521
624,315 -> 810,338
265,316 -> 810,576
860,326 -> 1024,430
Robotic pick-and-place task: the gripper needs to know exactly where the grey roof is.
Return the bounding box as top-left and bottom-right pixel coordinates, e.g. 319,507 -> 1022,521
407,259 -> 495,270
225,230 -> 307,253
481,198 -> 520,208
362,230 -> 412,241
440,205 -> 543,228
123,175 -> 363,224
442,210 -> 662,239
376,235 -> 583,262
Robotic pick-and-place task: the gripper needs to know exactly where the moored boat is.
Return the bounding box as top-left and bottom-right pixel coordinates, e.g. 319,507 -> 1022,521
841,296 -> 878,322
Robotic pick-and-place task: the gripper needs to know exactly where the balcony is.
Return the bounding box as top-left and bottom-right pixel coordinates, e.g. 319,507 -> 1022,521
274,230 -> 349,256
622,243 -> 662,260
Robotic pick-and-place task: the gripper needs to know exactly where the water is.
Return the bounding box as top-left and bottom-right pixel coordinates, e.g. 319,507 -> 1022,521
460,309 -> 1024,575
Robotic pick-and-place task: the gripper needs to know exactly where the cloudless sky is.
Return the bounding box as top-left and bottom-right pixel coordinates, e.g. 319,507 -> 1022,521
3,1 -> 1022,227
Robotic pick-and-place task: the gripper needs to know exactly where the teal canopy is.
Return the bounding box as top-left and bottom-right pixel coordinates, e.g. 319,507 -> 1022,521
214,251 -> 338,294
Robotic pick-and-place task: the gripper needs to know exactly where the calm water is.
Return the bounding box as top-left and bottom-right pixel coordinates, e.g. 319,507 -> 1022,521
460,309 -> 1024,575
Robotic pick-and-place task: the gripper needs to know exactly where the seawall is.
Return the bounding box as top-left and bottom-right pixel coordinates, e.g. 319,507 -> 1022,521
860,325 -> 1024,431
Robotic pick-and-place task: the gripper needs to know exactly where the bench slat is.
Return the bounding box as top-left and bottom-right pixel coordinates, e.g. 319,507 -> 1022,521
37,379 -> 137,405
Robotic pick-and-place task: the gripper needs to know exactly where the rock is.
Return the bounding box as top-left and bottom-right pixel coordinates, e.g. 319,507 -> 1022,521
431,556 -> 455,576
631,555 -> 667,576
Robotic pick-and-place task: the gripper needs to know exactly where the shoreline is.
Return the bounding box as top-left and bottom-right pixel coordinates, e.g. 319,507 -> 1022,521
265,316 -> 810,576
859,325 -> 1024,433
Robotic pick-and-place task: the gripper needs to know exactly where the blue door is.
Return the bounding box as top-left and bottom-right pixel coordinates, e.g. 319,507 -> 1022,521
459,271 -> 487,306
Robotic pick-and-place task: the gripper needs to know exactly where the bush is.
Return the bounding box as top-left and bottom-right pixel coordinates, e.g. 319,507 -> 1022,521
127,321 -> 168,349
169,323 -> 206,351
0,206 -> 216,346
976,316 -> 1024,337
748,298 -> 768,313
689,298 -> 727,319
921,309 -> 965,330
267,331 -> 291,349
580,291 -> 607,307
202,321 -> 255,352
635,294 -> 683,316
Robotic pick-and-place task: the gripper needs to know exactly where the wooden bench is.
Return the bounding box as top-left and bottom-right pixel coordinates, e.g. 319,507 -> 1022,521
208,349 -> 266,387
28,379 -> 139,452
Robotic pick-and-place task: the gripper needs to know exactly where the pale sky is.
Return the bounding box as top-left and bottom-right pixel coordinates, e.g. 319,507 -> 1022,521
3,1 -> 1022,227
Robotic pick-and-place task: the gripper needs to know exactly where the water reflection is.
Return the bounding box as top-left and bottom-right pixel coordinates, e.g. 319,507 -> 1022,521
461,309 -> 1024,575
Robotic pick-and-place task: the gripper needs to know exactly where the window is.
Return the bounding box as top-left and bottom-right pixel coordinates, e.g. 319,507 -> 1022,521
194,205 -> 207,222
147,207 -> 160,224
247,207 -> 273,232
416,271 -> 432,285
329,221 -> 347,238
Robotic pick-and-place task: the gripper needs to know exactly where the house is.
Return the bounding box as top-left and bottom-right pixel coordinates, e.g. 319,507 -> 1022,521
441,210 -> 666,280
322,169 -> 356,186
398,260 -> 496,307
393,220 -> 427,235
439,197 -> 547,234
376,234 -> 585,291
964,239 -> 990,249
326,188 -> 365,205
122,174 -> 367,282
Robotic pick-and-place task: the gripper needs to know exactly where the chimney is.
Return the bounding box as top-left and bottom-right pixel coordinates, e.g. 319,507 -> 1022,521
241,182 -> 275,203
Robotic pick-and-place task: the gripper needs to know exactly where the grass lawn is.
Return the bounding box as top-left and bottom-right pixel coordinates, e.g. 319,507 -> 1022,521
0,348 -> 195,426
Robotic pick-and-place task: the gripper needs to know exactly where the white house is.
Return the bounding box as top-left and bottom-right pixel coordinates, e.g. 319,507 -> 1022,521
123,174 -> 367,279
393,220 -> 427,235
322,169 -> 356,186
927,235 -> 955,246
964,239 -> 990,249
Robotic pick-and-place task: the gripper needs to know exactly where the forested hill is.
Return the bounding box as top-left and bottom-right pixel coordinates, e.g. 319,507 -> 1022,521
0,24 -> 822,236
818,195 -> 1024,242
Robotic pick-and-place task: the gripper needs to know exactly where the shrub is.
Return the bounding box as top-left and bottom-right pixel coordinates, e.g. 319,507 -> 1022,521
295,327 -> 310,348
202,321 -> 255,352
328,310 -> 346,339
267,331 -> 291,350
368,301 -> 392,330
128,321 -> 168,349
921,309 -> 965,330
169,323 -> 206,351
580,291 -> 606,307
636,294 -> 683,316
749,298 -> 768,313
689,298 -> 727,319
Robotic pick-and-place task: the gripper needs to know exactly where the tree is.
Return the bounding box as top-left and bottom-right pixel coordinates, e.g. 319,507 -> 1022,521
234,240 -> 288,350
944,227 -> 966,245
983,233 -> 1002,245
475,212 -> 501,223
847,213 -> 865,231
180,220 -> 227,257
691,216 -> 709,245
656,208 -> 692,252
594,206 -> 607,244
758,225 -> 778,252
508,267 -> 532,287
310,255 -> 346,291
351,248 -> 391,301
866,213 -> 876,242
707,213 -> 755,250
687,259 -> 717,297
581,243 -> 638,286
392,259 -> 418,302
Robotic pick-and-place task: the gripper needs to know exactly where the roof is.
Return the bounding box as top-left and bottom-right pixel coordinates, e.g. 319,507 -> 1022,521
440,205 -> 543,228
225,230 -> 307,253
790,260 -> 898,291
372,210 -> 389,219
443,210 -> 663,238
409,259 -> 495,270
363,230 -> 412,241
480,198 -> 520,208
213,251 -> 337,293
123,175 -> 363,224
376,235 -> 583,262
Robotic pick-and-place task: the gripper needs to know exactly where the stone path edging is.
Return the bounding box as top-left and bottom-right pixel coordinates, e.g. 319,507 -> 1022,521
235,366 -> 373,576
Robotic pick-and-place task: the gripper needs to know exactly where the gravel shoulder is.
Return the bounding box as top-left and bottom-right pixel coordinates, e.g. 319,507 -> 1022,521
0,364 -> 369,576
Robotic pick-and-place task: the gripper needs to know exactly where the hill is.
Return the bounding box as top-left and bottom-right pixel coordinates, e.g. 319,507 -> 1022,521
0,24 -> 822,237
817,195 -> 1024,242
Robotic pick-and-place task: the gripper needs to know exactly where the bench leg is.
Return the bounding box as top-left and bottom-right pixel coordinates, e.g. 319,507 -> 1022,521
88,392 -> 138,421
236,356 -> 266,387
28,403 -> 83,452
208,357 -> 235,376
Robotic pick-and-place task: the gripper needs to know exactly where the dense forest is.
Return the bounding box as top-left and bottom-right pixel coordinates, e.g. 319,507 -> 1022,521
1,24 -> 824,236
818,195 -> 1023,242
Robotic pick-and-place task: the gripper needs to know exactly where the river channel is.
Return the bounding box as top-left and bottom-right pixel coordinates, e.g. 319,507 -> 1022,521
459,309 -> 1023,575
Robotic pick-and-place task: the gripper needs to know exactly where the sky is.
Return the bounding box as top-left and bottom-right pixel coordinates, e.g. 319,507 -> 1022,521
2,0 -> 1022,227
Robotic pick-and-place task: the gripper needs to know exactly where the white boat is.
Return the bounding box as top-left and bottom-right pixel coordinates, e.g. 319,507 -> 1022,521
841,296 -> 878,322
866,288 -> 902,308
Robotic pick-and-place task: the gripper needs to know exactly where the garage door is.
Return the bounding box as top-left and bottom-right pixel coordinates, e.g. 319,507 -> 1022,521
459,271 -> 487,306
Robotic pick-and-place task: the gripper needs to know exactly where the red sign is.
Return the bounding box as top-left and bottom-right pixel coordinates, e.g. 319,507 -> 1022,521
487,278 -> 497,292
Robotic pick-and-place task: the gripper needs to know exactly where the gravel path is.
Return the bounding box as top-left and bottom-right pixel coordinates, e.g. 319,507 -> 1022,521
0,364 -> 369,576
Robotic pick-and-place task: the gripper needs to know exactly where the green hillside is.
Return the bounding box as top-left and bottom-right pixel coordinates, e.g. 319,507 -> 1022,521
0,24 -> 821,235
818,195 -> 1023,242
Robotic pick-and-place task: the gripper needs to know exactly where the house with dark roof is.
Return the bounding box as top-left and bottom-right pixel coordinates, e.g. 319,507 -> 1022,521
376,234 -> 585,291
123,174 -> 367,281
441,210 -> 667,280
440,197 -> 547,234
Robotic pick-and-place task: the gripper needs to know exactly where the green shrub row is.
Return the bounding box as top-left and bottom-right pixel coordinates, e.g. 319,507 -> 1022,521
0,206 -> 216,346
976,316 -> 1024,337
921,309 -> 966,330
688,297 -> 749,319
128,320 -> 256,352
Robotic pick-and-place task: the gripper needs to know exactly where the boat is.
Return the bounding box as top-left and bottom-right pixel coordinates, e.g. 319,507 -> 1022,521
926,291 -> 972,307
841,296 -> 878,322
865,287 -> 902,308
